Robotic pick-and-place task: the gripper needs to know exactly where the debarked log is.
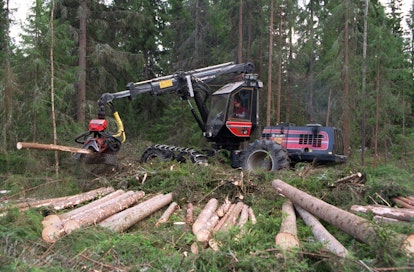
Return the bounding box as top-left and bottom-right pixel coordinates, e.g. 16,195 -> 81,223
295,205 -> 349,257
272,179 -> 414,254
350,205 -> 414,222
275,200 -> 300,250
99,193 -> 173,232
16,142 -> 93,154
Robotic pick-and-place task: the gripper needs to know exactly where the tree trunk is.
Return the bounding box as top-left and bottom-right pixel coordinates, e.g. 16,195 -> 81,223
266,0 -> 274,126
17,142 -> 93,155
272,179 -> 414,254
276,5 -> 283,124
351,205 -> 414,222
295,205 -> 349,257
99,193 -> 173,232
237,0 -> 243,63
77,0 -> 87,123
49,0 -> 59,175
275,200 -> 300,249
273,179 -> 375,243
360,0 -> 369,166
343,0 -> 351,156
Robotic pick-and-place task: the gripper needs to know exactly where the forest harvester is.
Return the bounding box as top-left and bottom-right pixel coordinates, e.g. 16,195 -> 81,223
74,62 -> 347,171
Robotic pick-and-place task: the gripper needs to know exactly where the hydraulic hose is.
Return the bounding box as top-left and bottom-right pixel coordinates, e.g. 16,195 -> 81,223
112,111 -> 126,143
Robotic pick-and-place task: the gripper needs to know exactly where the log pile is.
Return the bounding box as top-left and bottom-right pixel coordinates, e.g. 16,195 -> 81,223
188,198 -> 256,252
36,188 -> 175,243
272,179 -> 414,256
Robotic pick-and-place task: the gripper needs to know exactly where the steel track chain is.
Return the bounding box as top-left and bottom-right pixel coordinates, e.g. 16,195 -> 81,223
152,144 -> 208,165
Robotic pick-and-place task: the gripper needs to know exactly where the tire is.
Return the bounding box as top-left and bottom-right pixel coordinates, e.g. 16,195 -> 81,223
240,140 -> 289,171
141,147 -> 175,163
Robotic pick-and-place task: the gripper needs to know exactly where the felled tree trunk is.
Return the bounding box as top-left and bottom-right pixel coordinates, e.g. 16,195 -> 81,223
99,193 -> 173,232
350,205 -> 414,222
272,179 -> 414,254
275,200 -> 300,250
16,142 -> 92,154
295,205 -> 348,257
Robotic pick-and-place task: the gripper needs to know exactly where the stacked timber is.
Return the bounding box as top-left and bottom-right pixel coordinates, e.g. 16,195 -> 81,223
189,198 -> 256,253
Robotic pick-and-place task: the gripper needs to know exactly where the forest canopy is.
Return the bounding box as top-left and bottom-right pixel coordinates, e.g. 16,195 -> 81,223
1,0 -> 413,165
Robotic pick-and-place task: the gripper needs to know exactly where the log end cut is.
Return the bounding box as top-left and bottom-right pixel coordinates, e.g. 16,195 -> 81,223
275,232 -> 300,250
42,225 -> 64,244
402,234 -> 414,255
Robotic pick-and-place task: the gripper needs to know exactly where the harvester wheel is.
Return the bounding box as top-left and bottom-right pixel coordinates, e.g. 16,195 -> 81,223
141,147 -> 174,164
240,140 -> 289,171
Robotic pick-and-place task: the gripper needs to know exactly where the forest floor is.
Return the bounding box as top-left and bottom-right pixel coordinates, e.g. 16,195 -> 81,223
1,141 -> 414,271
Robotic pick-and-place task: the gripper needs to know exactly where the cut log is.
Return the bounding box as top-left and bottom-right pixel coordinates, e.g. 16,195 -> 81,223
374,215 -> 410,225
186,203 -> 194,226
275,200 -> 300,250
68,191 -> 145,225
331,172 -> 363,186
295,205 -> 349,257
214,204 -> 235,231
248,207 -> 257,224
392,197 -> 414,209
272,179 -> 414,254
218,201 -> 244,231
238,204 -> 249,227
192,198 -> 218,235
155,202 -> 178,226
59,190 -> 125,220
195,214 -> 219,242
350,205 -> 414,222
217,200 -> 231,217
99,193 -> 173,232
6,187 -> 114,212
51,187 -> 115,210
16,142 -> 93,154
399,196 -> 414,206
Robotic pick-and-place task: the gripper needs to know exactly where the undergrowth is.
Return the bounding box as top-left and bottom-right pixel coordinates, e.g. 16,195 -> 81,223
1,150 -> 414,271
